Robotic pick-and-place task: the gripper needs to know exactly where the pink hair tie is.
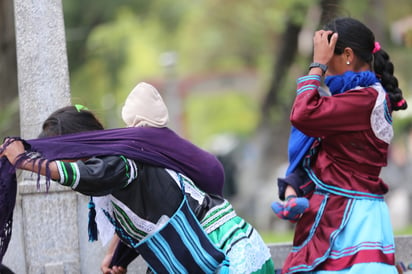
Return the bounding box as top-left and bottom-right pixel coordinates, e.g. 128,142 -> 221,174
372,41 -> 381,54
396,99 -> 406,107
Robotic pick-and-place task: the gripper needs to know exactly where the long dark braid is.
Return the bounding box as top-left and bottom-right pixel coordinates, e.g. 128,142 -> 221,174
324,17 -> 407,111
373,48 -> 407,111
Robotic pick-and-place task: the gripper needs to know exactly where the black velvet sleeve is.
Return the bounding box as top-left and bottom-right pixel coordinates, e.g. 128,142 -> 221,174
56,156 -> 138,196
110,240 -> 140,268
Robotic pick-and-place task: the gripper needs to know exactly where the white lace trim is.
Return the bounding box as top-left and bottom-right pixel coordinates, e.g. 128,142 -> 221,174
96,169 -> 205,245
110,195 -> 158,235
227,228 -> 272,273
166,169 -> 206,204
203,210 -> 236,234
94,195 -> 115,246
352,83 -> 393,144
369,83 -> 393,144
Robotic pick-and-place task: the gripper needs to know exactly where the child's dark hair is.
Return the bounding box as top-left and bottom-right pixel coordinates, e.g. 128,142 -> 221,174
38,105 -> 104,138
324,17 -> 407,111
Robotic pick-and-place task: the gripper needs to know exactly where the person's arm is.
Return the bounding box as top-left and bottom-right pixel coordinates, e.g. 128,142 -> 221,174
285,185 -> 298,199
273,167 -> 311,222
55,156 -> 138,196
0,139 -> 138,196
291,77 -> 378,137
291,30 -> 377,136
277,166 -> 314,200
101,236 -> 120,274
0,139 -> 61,180
100,234 -> 139,274
109,237 -> 139,270
101,235 -> 129,274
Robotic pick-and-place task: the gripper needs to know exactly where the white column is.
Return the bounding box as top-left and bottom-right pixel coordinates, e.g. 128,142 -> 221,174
3,0 -> 77,273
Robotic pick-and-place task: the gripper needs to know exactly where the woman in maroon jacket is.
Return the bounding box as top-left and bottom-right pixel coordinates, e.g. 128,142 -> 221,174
279,17 -> 407,273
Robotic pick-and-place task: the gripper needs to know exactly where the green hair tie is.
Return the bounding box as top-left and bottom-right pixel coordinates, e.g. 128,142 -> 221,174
75,104 -> 89,112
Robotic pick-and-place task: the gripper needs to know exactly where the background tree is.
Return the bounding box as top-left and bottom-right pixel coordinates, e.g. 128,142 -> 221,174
250,0 -> 343,182
0,0 -> 18,138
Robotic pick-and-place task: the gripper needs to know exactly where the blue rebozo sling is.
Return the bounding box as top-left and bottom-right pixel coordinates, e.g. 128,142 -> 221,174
107,172 -> 230,274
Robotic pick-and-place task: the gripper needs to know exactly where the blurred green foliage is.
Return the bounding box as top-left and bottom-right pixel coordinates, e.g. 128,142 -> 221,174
186,91 -> 260,146
61,0 -> 412,146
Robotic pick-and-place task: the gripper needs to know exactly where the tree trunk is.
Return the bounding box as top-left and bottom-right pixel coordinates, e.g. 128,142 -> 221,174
0,0 -> 19,137
257,3 -> 309,181
261,4 -> 307,125
256,0 -> 344,180
363,0 -> 385,41
235,0 -> 344,230
319,0 -> 343,27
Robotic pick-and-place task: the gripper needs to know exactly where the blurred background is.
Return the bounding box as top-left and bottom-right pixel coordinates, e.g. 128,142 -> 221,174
1,0 -> 412,239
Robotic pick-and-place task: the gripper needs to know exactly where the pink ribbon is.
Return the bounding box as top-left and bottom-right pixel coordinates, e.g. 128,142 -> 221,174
372,41 -> 381,54
396,99 -> 406,107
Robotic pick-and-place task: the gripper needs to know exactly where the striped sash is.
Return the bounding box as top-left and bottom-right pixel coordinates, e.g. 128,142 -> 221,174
106,173 -> 230,273
137,193 -> 229,273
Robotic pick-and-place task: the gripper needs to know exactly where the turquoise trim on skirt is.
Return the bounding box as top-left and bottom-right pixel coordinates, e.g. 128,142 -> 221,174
307,262 -> 398,273
310,198 -> 397,273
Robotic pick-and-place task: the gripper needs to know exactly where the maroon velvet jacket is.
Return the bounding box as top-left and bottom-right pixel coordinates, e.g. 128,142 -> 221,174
282,75 -> 395,273
291,77 -> 390,196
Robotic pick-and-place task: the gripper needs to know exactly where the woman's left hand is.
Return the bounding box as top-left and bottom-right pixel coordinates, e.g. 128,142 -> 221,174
0,139 -> 25,165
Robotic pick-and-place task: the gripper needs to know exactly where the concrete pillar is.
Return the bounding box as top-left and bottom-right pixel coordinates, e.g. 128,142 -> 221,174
14,0 -> 71,135
3,0 -> 76,273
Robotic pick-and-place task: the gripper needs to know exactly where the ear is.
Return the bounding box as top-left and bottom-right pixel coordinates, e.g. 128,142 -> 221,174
343,47 -> 354,64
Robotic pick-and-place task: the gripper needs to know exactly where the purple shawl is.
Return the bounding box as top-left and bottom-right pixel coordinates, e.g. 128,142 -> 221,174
0,126 -> 224,262
0,160 -> 16,263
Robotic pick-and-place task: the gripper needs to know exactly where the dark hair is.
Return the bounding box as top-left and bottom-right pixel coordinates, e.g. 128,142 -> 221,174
0,264 -> 15,274
324,17 -> 407,111
38,106 -> 104,138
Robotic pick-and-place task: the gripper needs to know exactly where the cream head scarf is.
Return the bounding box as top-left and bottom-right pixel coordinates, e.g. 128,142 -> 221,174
121,82 -> 169,127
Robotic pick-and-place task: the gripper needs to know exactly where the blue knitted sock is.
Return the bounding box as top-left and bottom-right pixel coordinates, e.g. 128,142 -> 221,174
271,196 -> 309,222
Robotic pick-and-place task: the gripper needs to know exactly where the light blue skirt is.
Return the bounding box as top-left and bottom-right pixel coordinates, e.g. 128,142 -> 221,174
308,198 -> 397,273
